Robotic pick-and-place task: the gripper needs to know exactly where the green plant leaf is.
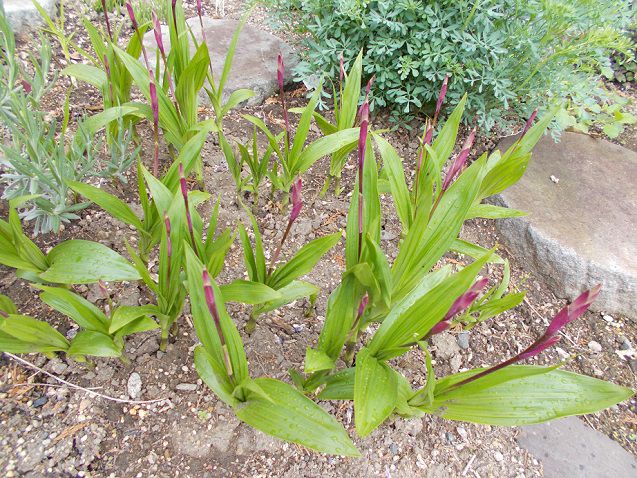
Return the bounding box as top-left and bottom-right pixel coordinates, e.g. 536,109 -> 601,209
194,345 -> 238,407
235,377 -> 360,456
354,347 -> 398,437
109,305 -> 157,334
219,280 -> 282,305
39,240 -> 141,284
317,367 -> 355,400
466,203 -> 527,220
253,280 -> 320,315
269,232 -> 341,290
35,285 -> 109,333
295,128 -> 359,175
62,63 -> 106,88
449,239 -> 505,264
421,366 -> 633,425
0,294 -> 17,315
67,330 -> 121,357
0,314 -> 69,350
304,348 -> 336,374
67,181 -> 144,231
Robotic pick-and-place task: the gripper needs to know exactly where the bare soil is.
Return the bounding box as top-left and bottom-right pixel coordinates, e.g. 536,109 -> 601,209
0,1 -> 635,477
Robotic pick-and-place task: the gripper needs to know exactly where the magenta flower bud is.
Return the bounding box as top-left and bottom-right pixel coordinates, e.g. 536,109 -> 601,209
521,109 -> 538,138
171,0 -> 178,30
357,293 -> 369,319
152,12 -> 165,56
277,53 -> 285,93
20,79 -> 31,94
339,54 -> 345,83
290,177 -> 303,223
433,74 -> 449,124
429,320 -> 451,336
179,162 -> 188,201
202,268 -> 233,377
101,0 -> 113,40
196,0 -> 203,17
442,127 -> 476,191
179,163 -> 198,250
125,0 -> 138,30
445,277 -> 489,320
448,285 -> 602,391
149,81 -> 159,125
164,213 -> 172,258
358,101 -> 370,172
103,54 -> 111,77
365,75 -> 375,96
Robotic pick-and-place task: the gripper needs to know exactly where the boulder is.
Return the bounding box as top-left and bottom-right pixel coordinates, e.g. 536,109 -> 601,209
3,0 -> 57,34
143,17 -> 298,107
491,132 -> 637,318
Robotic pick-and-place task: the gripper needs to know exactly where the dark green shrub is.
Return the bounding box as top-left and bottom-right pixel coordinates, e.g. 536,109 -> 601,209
267,0 -> 634,131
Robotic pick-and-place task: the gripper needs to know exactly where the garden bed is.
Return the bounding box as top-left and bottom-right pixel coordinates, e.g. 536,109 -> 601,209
0,1 -> 635,477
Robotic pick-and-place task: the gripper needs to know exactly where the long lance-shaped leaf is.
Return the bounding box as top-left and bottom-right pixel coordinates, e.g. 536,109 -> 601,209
289,83 -> 323,171
430,95 -> 466,171
373,133 -> 412,231
391,153 -> 486,300
253,280 -> 319,316
354,347 -> 398,437
184,246 -> 249,385
67,181 -> 144,231
417,366 -> 633,426
39,240 -> 141,284
219,280 -> 281,304
0,314 -> 70,351
268,232 -> 341,290
34,285 -> 109,333
235,377 -> 360,457
337,50 -> 363,130
369,251 -> 492,359
295,127 -> 360,176
175,41 -> 210,128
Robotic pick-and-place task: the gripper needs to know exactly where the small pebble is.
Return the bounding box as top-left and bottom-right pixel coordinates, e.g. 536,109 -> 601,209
494,451 -> 504,462
127,372 -> 142,399
588,341 -> 602,353
175,383 -> 198,392
32,396 -> 48,408
457,332 -> 470,350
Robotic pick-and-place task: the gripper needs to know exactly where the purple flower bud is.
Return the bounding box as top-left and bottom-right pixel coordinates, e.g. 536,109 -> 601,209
125,0 -> 138,30
429,320 -> 451,336
149,81 -> 159,125
202,268 -> 234,377
448,285 -> 602,391
521,109 -> 538,138
433,74 -> 449,124
152,12 -> 165,56
442,127 -> 476,192
290,177 -> 303,223
171,0 -> 178,30
196,0 -> 203,17
20,79 -> 31,94
357,293 -> 369,319
101,0 -> 113,40
103,54 -> 111,77
179,162 -> 197,250
445,277 -> 489,320
277,53 -> 285,94
358,101 -> 370,173
164,213 -> 172,258
365,75 -> 375,96
339,54 -> 345,83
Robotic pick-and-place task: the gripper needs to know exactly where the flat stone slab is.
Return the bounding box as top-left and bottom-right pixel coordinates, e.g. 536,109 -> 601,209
492,132 -> 637,318
143,17 -> 298,107
517,417 -> 637,477
3,0 -> 57,34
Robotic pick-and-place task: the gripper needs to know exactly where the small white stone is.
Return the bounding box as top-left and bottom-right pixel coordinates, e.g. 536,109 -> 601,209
588,341 -> 603,353
494,451 -> 504,462
127,372 -> 142,399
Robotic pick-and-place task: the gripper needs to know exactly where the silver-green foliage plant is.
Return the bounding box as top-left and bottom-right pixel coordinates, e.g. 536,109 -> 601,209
188,84 -> 633,456
268,0 -> 634,132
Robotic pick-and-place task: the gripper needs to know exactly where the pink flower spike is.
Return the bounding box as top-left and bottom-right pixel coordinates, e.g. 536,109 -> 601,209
290,177 -> 303,223
202,268 -> 234,377
365,75 -> 376,96
277,53 -> 285,94
339,54 -> 345,83
125,0 -> 138,30
429,319 -> 451,337
358,101 -> 370,171
445,277 -> 489,320
152,13 -> 165,56
196,0 -> 203,17
103,55 -> 111,77
433,74 -> 449,124
357,293 -> 369,319
101,0 -> 113,40
149,81 -> 159,125
179,162 -> 188,200
20,79 -> 31,94
545,285 -> 601,338
518,335 -> 561,361
164,213 -> 172,258
442,127 -> 476,191
521,109 -> 538,138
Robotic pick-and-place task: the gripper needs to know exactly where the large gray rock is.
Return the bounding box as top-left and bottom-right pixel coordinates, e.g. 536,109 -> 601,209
3,0 -> 57,34
143,17 -> 298,107
517,417 -> 637,477
491,132 -> 637,318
